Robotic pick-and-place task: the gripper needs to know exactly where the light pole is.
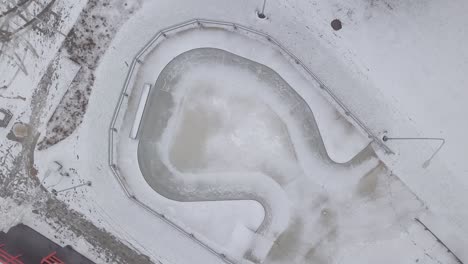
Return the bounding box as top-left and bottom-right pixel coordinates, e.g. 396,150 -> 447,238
257,0 -> 267,19
382,136 -> 445,168
53,181 -> 92,195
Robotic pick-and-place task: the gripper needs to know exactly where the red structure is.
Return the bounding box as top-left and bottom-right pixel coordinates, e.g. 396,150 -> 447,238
40,252 -> 64,264
0,244 -> 24,264
1,224 -> 93,264
0,245 -> 65,264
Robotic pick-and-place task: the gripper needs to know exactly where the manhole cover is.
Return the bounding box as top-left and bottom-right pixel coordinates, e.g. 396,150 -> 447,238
331,19 -> 342,31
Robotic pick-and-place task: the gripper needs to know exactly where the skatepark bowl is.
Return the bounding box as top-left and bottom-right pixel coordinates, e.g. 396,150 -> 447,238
133,46 -> 379,263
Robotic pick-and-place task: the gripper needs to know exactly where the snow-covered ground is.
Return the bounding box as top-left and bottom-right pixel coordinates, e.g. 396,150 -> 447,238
111,22 -> 459,263
1,0 -> 468,263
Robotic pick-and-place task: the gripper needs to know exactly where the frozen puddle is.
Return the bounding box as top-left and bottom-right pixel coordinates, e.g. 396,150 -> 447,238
138,48 -> 298,261
169,67 -> 298,180
135,47 -> 424,263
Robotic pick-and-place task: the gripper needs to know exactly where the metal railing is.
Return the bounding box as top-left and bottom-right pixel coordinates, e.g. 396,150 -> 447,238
108,18 -> 393,264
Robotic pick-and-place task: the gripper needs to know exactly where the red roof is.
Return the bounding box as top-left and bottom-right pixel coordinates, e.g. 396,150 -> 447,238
41,252 -> 64,264
0,244 -> 24,264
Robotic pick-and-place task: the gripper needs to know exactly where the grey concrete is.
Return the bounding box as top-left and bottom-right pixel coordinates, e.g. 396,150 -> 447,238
137,48 -> 376,262
138,49 -> 373,218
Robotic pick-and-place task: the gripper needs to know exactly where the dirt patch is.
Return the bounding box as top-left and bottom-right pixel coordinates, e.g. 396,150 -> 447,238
33,197 -> 153,264
37,69 -> 93,150
1,58 -> 57,200
355,162 -> 385,198
38,0 -> 142,150
2,19 -> 153,263
13,123 -> 31,139
267,217 -> 304,261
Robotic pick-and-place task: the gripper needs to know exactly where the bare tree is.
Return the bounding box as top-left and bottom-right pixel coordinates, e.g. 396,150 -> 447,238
0,0 -> 58,88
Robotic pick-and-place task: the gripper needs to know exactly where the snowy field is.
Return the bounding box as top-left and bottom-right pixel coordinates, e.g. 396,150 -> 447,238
1,0 -> 468,263
112,23 -> 460,263
132,43 -> 416,263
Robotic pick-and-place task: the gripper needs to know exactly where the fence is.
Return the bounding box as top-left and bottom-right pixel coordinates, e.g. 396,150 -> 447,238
108,18 -> 393,264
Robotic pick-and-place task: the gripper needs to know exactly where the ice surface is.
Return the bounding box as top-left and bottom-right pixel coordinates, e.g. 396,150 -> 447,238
169,67 -> 299,182
135,48 -> 425,263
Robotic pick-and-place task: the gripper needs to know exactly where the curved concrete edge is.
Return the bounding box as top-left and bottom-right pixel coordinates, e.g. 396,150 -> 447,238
136,47 -> 379,262
109,20 -> 388,262
138,147 -> 290,262
138,146 -> 291,263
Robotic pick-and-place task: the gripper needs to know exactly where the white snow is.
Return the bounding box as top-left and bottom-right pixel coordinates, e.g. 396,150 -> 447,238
2,0 -> 468,263
110,22 -> 450,263
113,26 -> 377,262
273,2 -> 468,260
